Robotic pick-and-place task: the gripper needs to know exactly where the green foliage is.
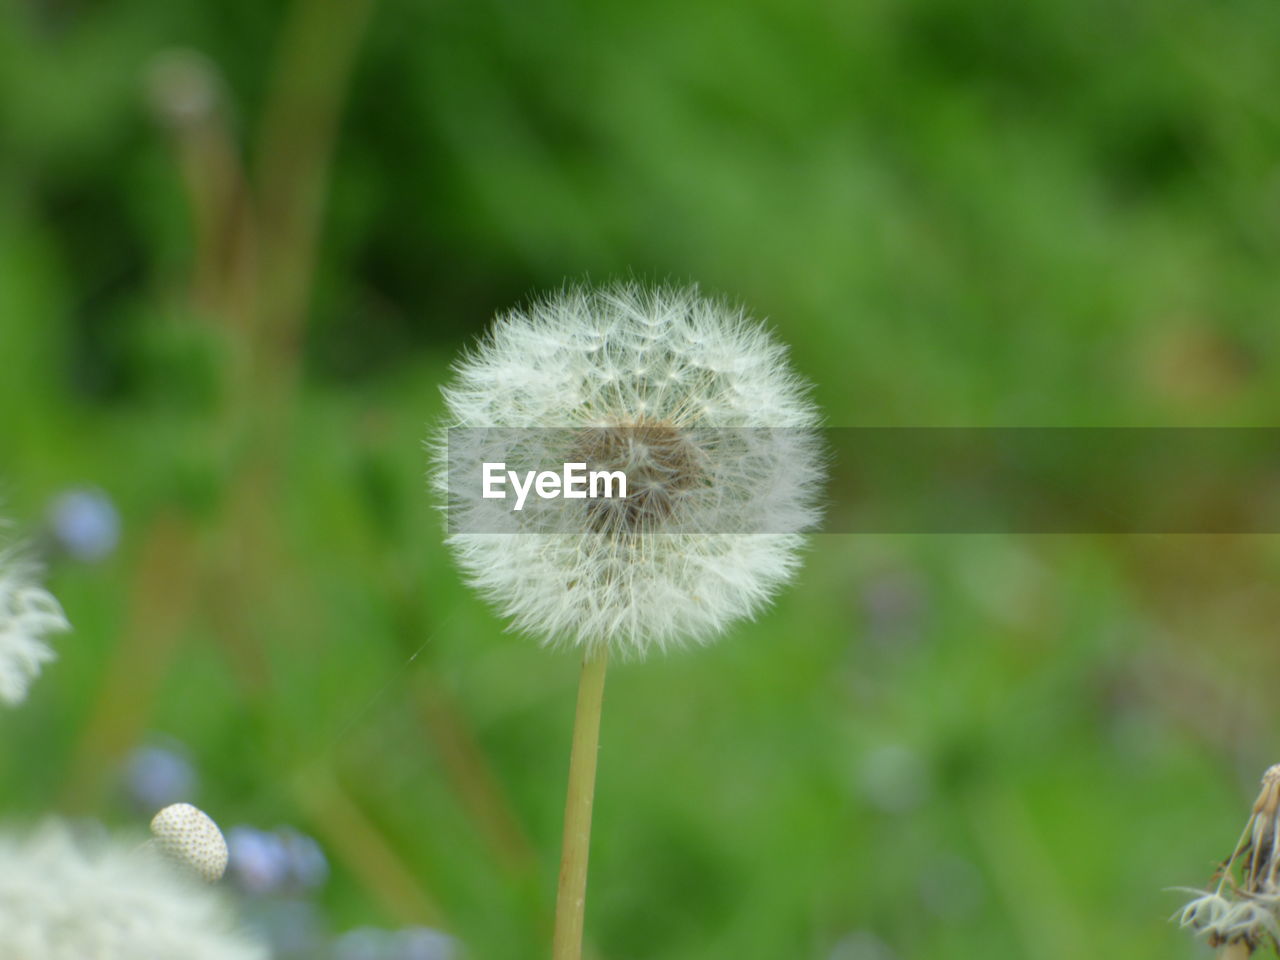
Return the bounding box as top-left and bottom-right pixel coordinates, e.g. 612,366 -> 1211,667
2,0 -> 1278,957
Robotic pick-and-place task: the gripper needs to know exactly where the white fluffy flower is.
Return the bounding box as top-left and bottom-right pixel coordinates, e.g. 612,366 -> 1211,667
0,821 -> 266,960
0,551 -> 70,706
433,284 -> 823,657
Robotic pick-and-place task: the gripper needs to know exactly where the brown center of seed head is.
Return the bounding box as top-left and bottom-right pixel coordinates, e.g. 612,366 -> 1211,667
571,419 -> 707,533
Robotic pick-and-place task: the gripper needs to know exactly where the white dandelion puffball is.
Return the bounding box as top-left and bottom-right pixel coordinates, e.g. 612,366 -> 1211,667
150,803 -> 230,882
0,551 -> 70,706
434,283 -> 824,657
0,822 -> 267,960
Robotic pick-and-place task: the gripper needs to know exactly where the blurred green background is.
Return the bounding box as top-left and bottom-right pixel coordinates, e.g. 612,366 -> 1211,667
3,0 -> 1280,957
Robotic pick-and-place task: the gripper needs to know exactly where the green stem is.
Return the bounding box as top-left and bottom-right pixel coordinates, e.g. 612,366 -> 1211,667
552,647 -> 609,960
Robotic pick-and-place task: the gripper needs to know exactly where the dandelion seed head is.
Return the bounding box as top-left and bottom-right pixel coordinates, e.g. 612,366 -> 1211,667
0,548 -> 70,707
1172,762 -> 1280,951
0,821 -> 265,960
433,283 -> 823,657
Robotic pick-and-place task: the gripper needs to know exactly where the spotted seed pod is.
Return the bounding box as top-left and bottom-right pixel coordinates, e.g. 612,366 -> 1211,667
150,803 -> 230,883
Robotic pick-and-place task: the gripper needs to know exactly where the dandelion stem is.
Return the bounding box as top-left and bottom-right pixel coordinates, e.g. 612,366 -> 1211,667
1218,942 -> 1253,959
552,646 -> 609,960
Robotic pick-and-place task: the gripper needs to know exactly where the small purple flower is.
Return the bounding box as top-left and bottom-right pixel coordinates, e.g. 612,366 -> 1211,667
332,926 -> 458,960
124,743 -> 196,812
917,853 -> 984,918
228,826 -> 291,895
47,488 -> 120,562
829,930 -> 896,960
243,898 -> 326,959
332,927 -> 391,960
396,927 -> 457,960
858,743 -> 931,814
858,567 -> 929,652
279,827 -> 328,889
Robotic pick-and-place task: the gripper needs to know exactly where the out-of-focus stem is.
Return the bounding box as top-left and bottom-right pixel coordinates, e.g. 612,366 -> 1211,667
252,0 -> 374,412
60,514 -> 197,810
965,783 -> 1089,960
551,647 -> 609,960
412,672 -> 539,878
216,0 -> 375,658
146,48 -> 259,345
295,764 -> 443,925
